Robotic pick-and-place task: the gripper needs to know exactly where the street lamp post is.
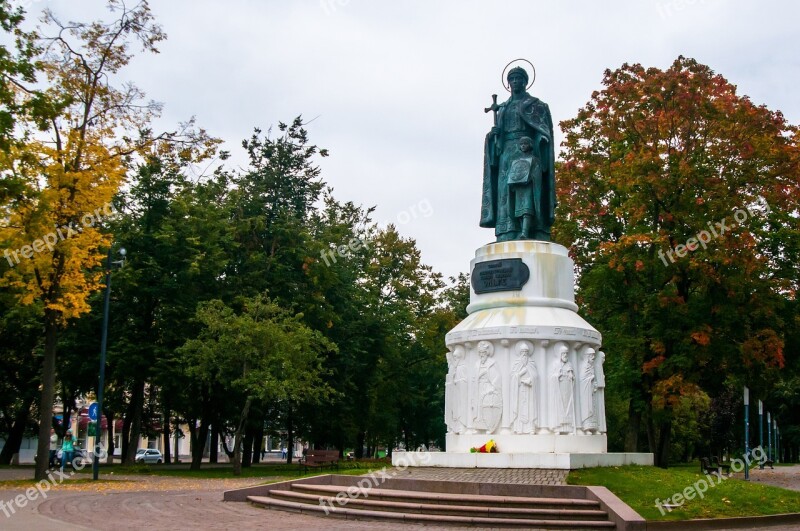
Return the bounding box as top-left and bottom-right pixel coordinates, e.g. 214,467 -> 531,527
773,419 -> 777,464
92,246 -> 125,481
744,386 -> 749,481
758,400 -> 763,454
767,412 -> 772,463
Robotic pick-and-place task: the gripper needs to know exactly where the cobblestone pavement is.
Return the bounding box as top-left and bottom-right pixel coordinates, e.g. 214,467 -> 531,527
0,466 -> 567,530
389,466 -> 568,485
5,466 -> 797,530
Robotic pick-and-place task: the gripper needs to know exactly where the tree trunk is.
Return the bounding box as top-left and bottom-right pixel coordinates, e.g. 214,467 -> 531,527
624,401 -> 641,452
645,408 -> 656,455
286,403 -> 294,464
173,419 -> 181,463
0,394 -> 35,465
124,380 -> 145,465
251,425 -> 264,464
355,431 -> 365,459
232,396 -> 253,476
34,310 -> 59,481
121,400 -> 132,461
209,425 -> 218,464
220,432 -> 236,458
103,407 -> 115,465
162,408 -> 171,465
656,418 -> 673,468
242,428 -> 253,469
189,419 -> 209,471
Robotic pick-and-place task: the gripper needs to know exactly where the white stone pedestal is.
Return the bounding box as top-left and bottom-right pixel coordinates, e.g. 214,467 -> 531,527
394,240 -> 653,469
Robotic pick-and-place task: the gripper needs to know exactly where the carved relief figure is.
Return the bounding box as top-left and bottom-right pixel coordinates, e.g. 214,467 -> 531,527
473,341 -> 502,433
580,348 -> 598,432
596,350 -> 607,433
552,346 -> 575,433
510,341 -> 538,434
444,346 -> 467,434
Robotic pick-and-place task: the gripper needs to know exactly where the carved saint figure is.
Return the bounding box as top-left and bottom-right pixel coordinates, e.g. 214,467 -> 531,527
552,346 -> 575,433
510,341 -> 538,434
580,349 -> 598,432
444,346 -> 467,433
595,350 -> 607,433
480,66 -> 556,241
473,341 -> 502,433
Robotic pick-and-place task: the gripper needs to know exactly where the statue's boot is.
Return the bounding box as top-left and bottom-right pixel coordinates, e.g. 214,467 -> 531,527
521,215 -> 533,238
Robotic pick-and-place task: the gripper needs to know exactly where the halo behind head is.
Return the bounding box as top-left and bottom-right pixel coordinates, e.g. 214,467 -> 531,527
502,58 -> 536,92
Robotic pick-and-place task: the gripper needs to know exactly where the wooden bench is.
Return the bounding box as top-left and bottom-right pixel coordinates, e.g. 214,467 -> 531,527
700,457 -> 721,476
300,449 -> 340,473
712,456 -> 731,475
759,458 -> 775,470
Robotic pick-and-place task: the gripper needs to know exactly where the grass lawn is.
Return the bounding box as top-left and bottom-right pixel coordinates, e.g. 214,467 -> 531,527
71,460 -> 388,479
0,461 -> 388,488
568,465 -> 800,521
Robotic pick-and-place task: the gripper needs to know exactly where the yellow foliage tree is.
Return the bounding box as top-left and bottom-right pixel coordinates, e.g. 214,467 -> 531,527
0,1 -> 166,480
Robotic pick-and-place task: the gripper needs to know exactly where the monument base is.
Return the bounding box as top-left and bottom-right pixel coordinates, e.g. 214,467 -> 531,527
392,450 -> 654,470
434,240 -> 654,471
447,433 -> 607,454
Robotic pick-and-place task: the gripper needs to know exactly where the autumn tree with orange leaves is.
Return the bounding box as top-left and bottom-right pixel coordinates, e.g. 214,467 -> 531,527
555,57 -> 800,467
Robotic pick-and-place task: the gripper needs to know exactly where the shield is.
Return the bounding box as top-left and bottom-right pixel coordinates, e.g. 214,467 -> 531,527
480,391 -> 503,432
507,157 -> 532,185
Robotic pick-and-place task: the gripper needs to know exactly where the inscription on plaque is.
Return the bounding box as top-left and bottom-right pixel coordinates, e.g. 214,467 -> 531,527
472,259 -> 530,294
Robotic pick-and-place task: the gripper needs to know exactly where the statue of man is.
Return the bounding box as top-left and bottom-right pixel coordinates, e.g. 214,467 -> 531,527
595,350 -> 607,433
480,66 -> 556,241
510,341 -> 538,434
474,341 -> 502,433
445,346 -> 467,433
552,346 -> 575,433
580,349 -> 598,432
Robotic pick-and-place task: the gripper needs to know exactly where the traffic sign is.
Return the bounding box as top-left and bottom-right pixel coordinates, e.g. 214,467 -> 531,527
88,421 -> 97,437
88,402 -> 99,421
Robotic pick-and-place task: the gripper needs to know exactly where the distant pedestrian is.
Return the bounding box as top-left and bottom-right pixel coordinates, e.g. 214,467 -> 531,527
281,446 -> 287,459
61,430 -> 74,472
49,429 -> 58,468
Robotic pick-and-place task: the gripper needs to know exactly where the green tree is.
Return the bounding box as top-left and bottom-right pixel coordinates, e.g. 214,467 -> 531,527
178,294 -> 333,474
0,0 -> 50,152
0,298 -> 42,464
99,136 -> 228,464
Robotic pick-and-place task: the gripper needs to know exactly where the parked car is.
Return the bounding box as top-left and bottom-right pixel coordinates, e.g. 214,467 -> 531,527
55,448 -> 88,469
135,448 -> 163,464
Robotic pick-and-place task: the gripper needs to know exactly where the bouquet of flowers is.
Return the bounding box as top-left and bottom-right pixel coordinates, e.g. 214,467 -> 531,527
469,439 -> 498,453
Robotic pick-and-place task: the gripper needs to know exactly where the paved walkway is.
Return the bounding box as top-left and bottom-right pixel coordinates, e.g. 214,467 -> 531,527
1,465 -> 797,530
745,464 -> 800,492
0,465 -> 568,530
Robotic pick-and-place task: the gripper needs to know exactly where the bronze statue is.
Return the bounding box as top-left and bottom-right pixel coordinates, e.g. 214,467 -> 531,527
481,65 -> 556,241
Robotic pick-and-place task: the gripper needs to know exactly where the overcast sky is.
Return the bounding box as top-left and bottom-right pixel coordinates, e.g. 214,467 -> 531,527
23,0 -> 800,280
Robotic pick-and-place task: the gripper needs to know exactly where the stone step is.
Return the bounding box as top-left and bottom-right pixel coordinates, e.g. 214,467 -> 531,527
270,489 -> 609,520
289,483 -> 601,509
248,495 -> 616,529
